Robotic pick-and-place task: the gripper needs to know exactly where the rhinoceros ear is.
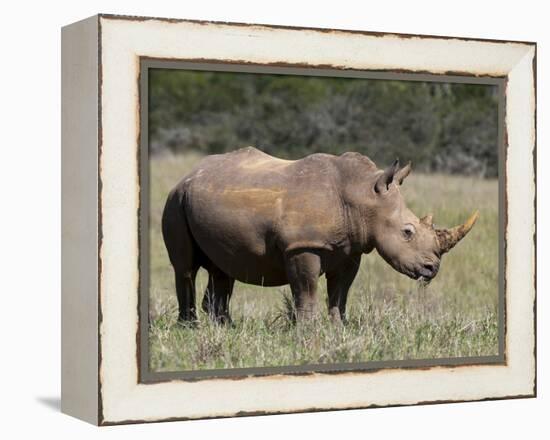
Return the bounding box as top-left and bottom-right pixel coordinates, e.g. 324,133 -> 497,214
395,161 -> 412,185
375,159 -> 400,194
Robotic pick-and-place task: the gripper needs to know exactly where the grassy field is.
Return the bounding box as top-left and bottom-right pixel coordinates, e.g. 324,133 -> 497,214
148,152 -> 499,372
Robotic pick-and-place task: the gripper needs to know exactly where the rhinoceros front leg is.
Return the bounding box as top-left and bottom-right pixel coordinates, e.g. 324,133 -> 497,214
284,251 -> 322,321
326,254 -> 361,324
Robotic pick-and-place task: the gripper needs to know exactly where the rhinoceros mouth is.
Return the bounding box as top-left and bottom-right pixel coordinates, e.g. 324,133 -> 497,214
401,267 -> 430,282
404,263 -> 438,285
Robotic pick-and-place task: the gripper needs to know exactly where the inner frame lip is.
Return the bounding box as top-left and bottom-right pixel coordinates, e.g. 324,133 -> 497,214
137,57 -> 507,384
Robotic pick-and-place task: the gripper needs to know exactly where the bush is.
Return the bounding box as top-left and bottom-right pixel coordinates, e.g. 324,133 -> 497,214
149,70 -> 499,177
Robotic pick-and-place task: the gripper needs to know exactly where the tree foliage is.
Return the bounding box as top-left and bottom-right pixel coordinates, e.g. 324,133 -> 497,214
149,69 -> 499,177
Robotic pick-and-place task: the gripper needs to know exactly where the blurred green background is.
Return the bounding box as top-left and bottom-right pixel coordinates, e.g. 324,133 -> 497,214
149,69 -> 499,177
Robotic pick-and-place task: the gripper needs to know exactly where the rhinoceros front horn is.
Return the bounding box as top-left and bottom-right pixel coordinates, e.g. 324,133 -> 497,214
436,211 -> 479,255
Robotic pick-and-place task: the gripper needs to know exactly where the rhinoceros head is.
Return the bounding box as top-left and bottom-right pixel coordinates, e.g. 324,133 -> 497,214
369,160 -> 478,282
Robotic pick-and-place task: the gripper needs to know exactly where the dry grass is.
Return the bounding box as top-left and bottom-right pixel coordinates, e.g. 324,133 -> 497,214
148,152 -> 499,372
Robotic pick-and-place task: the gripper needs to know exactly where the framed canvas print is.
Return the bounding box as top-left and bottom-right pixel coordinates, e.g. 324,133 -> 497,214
61,14 -> 536,425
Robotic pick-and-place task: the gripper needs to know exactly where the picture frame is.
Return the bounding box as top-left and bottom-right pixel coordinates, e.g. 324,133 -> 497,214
61,14 -> 536,425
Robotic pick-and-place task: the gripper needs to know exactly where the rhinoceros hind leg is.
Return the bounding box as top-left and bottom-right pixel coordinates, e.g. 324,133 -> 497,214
326,254 -> 361,324
174,269 -> 199,325
201,265 -> 235,325
284,250 -> 322,321
162,190 -> 200,324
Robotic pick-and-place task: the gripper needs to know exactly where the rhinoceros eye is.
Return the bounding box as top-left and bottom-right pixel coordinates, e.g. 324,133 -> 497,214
402,224 -> 416,241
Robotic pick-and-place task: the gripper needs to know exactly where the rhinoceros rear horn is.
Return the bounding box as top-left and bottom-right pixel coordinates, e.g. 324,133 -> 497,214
420,213 -> 434,227
436,211 -> 479,254
375,159 -> 400,193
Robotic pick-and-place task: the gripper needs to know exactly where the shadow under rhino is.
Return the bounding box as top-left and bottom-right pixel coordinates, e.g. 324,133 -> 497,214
162,147 -> 478,324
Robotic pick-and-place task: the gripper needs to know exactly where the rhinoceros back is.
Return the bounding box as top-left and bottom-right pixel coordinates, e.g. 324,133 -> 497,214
174,147 -> 349,285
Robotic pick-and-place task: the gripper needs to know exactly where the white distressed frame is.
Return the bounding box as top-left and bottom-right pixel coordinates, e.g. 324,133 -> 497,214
63,14 -> 536,425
